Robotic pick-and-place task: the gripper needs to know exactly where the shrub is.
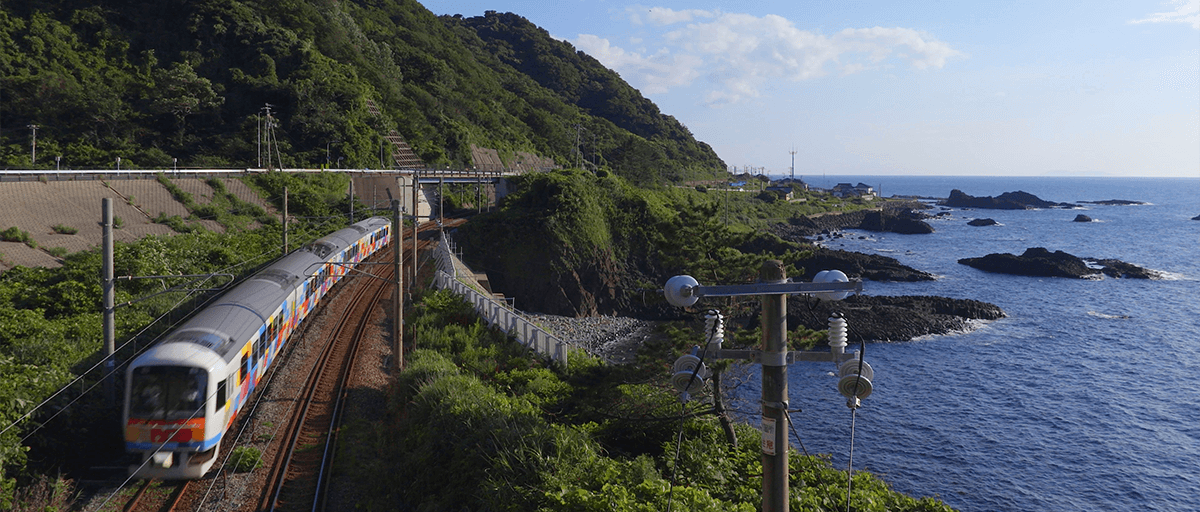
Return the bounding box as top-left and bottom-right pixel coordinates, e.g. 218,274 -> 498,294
112,217 -> 124,229
51,225 -> 77,235
228,446 -> 263,472
1,227 -> 32,245
46,247 -> 68,258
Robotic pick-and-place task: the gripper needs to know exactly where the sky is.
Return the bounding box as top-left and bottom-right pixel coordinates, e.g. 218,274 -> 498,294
423,1 -> 1200,177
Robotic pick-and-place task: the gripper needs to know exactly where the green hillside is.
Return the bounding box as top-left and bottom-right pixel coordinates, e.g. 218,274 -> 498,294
0,0 -> 725,182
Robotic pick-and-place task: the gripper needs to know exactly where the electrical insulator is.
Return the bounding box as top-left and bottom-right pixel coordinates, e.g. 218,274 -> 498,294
827,314 -> 847,355
813,270 -> 851,300
837,358 -> 874,402
671,349 -> 711,395
664,275 -> 700,307
704,311 -> 724,353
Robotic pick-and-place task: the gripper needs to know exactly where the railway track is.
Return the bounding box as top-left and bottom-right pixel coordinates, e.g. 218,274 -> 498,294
256,242 -> 400,512
125,220 -> 456,512
122,479 -> 188,512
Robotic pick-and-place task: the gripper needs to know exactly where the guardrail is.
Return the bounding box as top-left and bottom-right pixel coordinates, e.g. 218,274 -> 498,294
432,235 -> 570,367
0,167 -> 522,183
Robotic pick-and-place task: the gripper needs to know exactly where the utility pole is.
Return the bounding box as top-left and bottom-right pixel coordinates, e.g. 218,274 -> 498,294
789,148 -> 797,182
27,124 -> 38,165
662,268 -> 870,512
349,179 -> 355,224
760,261 -> 789,512
392,199 -> 404,370
102,198 -> 115,405
411,171 -> 419,287
282,187 -> 289,255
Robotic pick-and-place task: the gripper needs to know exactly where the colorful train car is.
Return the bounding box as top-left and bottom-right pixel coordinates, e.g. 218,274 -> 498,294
122,217 -> 391,478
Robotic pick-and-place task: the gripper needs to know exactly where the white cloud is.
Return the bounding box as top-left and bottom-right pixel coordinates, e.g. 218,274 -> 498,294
573,34 -> 702,94
1130,0 -> 1200,29
625,6 -> 715,26
574,10 -> 964,106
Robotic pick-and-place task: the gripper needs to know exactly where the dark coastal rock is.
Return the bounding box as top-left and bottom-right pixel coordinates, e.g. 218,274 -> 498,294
943,189 -> 1076,210
798,248 -> 936,282
773,209 -> 934,238
1192,215 -> 1200,221
967,218 -> 998,226
958,247 -> 1157,279
785,294 -> 1006,342
1080,199 -> 1147,206
1073,214 -> 1093,222
1087,259 -> 1157,279
959,247 -> 1091,278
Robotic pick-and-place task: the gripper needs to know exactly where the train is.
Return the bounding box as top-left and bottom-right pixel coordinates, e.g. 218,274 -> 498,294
122,217 -> 392,479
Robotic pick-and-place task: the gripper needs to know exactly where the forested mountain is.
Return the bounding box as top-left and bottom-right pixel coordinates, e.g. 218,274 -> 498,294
0,0 -> 725,183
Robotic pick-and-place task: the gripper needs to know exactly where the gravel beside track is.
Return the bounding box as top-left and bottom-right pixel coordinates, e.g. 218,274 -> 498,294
524,314 -> 657,364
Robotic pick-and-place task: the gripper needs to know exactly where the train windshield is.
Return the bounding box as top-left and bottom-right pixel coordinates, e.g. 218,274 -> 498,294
129,366 -> 208,420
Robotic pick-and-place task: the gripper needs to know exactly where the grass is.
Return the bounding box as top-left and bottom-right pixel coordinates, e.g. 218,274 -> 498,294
1,227 -> 36,248
228,446 -> 263,472
51,225 -> 77,235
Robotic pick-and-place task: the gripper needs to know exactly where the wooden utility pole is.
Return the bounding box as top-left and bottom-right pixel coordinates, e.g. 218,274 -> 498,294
392,199 -> 404,370
760,260 -> 789,512
662,268 -> 866,512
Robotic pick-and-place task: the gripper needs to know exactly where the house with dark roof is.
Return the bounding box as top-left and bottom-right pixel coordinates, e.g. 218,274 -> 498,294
831,182 -> 876,199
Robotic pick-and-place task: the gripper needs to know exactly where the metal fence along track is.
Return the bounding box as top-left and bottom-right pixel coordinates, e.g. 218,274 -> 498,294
432,236 -> 570,366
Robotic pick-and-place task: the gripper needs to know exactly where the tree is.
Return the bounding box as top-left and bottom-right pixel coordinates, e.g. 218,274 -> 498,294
149,62 -> 224,142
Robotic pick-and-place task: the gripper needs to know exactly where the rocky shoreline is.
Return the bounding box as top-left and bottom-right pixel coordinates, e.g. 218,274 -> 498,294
959,247 -> 1160,279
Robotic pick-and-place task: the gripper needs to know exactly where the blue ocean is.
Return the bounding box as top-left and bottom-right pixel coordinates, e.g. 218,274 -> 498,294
727,175 -> 1200,512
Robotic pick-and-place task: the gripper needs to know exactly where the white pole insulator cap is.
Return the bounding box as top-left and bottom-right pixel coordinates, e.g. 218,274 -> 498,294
664,275 -> 700,307
814,270 -> 851,300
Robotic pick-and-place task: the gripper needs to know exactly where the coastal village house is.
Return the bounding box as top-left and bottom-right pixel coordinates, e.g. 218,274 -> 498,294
831,182 -> 876,199
765,185 -> 795,201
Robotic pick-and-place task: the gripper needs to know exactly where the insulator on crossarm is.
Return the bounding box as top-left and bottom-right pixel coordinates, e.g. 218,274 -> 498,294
837,358 -> 874,404
827,313 -> 848,358
672,347 -> 711,398
704,311 -> 724,352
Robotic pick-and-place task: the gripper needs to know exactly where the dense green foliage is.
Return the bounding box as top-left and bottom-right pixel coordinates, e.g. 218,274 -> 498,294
0,0 -> 724,182
335,289 -> 955,511
459,169 -> 826,315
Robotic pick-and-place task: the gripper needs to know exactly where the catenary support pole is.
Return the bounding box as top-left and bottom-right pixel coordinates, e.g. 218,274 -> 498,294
102,198 -> 115,405
282,186 -> 289,255
349,179 -> 355,224
392,199 -> 404,370
411,171 -> 418,288
760,260 -> 789,512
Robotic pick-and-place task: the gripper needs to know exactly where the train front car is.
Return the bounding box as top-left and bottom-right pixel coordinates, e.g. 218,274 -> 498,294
122,217 -> 391,479
124,339 -> 227,479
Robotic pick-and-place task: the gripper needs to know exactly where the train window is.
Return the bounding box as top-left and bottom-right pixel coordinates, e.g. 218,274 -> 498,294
239,357 -> 247,385
216,379 -> 227,409
128,366 -> 208,420
266,317 -> 277,346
